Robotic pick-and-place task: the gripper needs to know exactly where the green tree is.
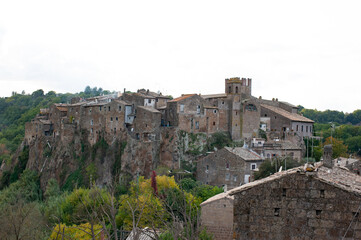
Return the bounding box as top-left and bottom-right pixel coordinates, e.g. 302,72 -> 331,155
324,137 -> 348,158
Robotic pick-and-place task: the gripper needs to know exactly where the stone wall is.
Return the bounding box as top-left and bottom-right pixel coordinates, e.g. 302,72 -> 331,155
196,148 -> 263,189
201,193 -> 234,240
232,171 -> 361,239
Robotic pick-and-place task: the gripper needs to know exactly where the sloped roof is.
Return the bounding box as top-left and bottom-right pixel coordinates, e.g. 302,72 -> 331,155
280,101 -> 298,108
224,147 -> 263,161
228,165 -> 361,196
56,106 -> 68,112
201,93 -> 227,99
334,157 -> 359,167
169,94 -> 197,102
200,192 -> 234,206
261,104 -> 314,123
138,106 -> 161,113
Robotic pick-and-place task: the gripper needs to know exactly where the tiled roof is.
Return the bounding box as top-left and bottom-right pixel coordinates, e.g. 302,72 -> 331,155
228,164 -> 361,196
224,147 -> 263,161
261,104 -> 314,123
169,94 -> 197,102
201,93 -> 227,99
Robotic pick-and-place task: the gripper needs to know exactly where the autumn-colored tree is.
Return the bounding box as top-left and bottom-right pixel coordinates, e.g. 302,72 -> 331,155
324,136 -> 348,158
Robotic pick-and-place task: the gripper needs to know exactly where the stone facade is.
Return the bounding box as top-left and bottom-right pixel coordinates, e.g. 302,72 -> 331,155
229,165 -> 361,239
197,147 -> 263,190
261,103 -> 314,139
200,192 -> 234,240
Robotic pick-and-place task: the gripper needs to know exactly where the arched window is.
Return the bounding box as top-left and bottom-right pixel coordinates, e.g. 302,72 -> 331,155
228,86 -> 232,93
235,86 -> 239,93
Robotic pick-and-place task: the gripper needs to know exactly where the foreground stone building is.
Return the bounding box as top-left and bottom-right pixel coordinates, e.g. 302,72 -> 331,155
200,192 -> 234,240
201,146 -> 361,239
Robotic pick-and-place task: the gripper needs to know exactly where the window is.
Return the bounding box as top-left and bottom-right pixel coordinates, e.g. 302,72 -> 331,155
111,117 -> 113,122
119,106 -> 121,111
89,108 -> 92,113
108,106 -> 110,111
213,122 -> 216,126
99,106 -> 102,111
197,105 -> 201,114
301,125 -> 304,132
90,128 -> 93,133
116,117 -> 118,121
222,101 -> 224,105
226,162 -> 229,169
245,104 -> 257,111
306,126 -> 308,132
148,99 -> 151,104
180,104 -> 184,112
90,120 -> 93,126
296,125 -> 299,131
114,128 -> 116,133
195,121 -> 199,129
233,175 -> 237,182
310,126 -> 312,133
274,208 -> 280,216
206,165 -> 209,170
214,110 -> 217,114
251,163 -> 257,170
235,86 -> 238,93
225,173 -> 230,181
228,86 -> 232,94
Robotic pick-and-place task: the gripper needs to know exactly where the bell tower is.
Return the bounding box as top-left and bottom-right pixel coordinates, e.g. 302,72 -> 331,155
225,78 -> 242,140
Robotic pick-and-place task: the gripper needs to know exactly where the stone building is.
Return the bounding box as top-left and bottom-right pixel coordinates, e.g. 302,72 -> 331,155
197,147 -> 264,190
251,140 -> 303,161
165,94 -> 214,133
122,89 -> 171,110
132,106 -> 162,141
202,77 -> 261,141
260,103 -> 314,139
200,192 -> 234,240
227,146 -> 361,239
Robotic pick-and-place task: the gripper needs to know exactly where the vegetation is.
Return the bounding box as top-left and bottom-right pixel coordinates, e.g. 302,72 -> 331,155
254,157 -> 305,180
0,168 -> 218,239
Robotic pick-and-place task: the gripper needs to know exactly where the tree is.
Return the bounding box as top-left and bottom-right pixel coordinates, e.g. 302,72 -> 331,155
324,137 -> 348,158
0,201 -> 47,240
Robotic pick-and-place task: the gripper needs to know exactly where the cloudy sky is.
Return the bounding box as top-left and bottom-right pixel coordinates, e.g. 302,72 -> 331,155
0,0 -> 360,112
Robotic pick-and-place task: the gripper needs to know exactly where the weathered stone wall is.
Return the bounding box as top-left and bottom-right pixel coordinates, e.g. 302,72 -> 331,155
201,194 -> 234,240
233,172 -> 361,239
241,99 -> 260,140
197,148 -> 247,189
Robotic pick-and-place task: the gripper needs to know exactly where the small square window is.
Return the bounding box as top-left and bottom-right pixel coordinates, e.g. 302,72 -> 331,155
251,163 -> 257,170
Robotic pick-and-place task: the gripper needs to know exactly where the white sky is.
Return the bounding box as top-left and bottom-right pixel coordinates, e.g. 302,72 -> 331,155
0,0 -> 360,112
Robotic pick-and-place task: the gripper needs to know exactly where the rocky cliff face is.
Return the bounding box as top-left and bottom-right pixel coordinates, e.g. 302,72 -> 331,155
11,126 -> 213,191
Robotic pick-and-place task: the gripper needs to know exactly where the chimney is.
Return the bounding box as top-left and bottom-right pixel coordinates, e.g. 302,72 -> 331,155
323,145 -> 333,168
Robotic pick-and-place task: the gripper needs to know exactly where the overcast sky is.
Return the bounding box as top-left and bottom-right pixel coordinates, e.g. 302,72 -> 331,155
0,0 -> 360,112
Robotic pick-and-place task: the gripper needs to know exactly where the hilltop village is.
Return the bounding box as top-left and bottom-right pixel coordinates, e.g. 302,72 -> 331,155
22,77 -> 315,190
